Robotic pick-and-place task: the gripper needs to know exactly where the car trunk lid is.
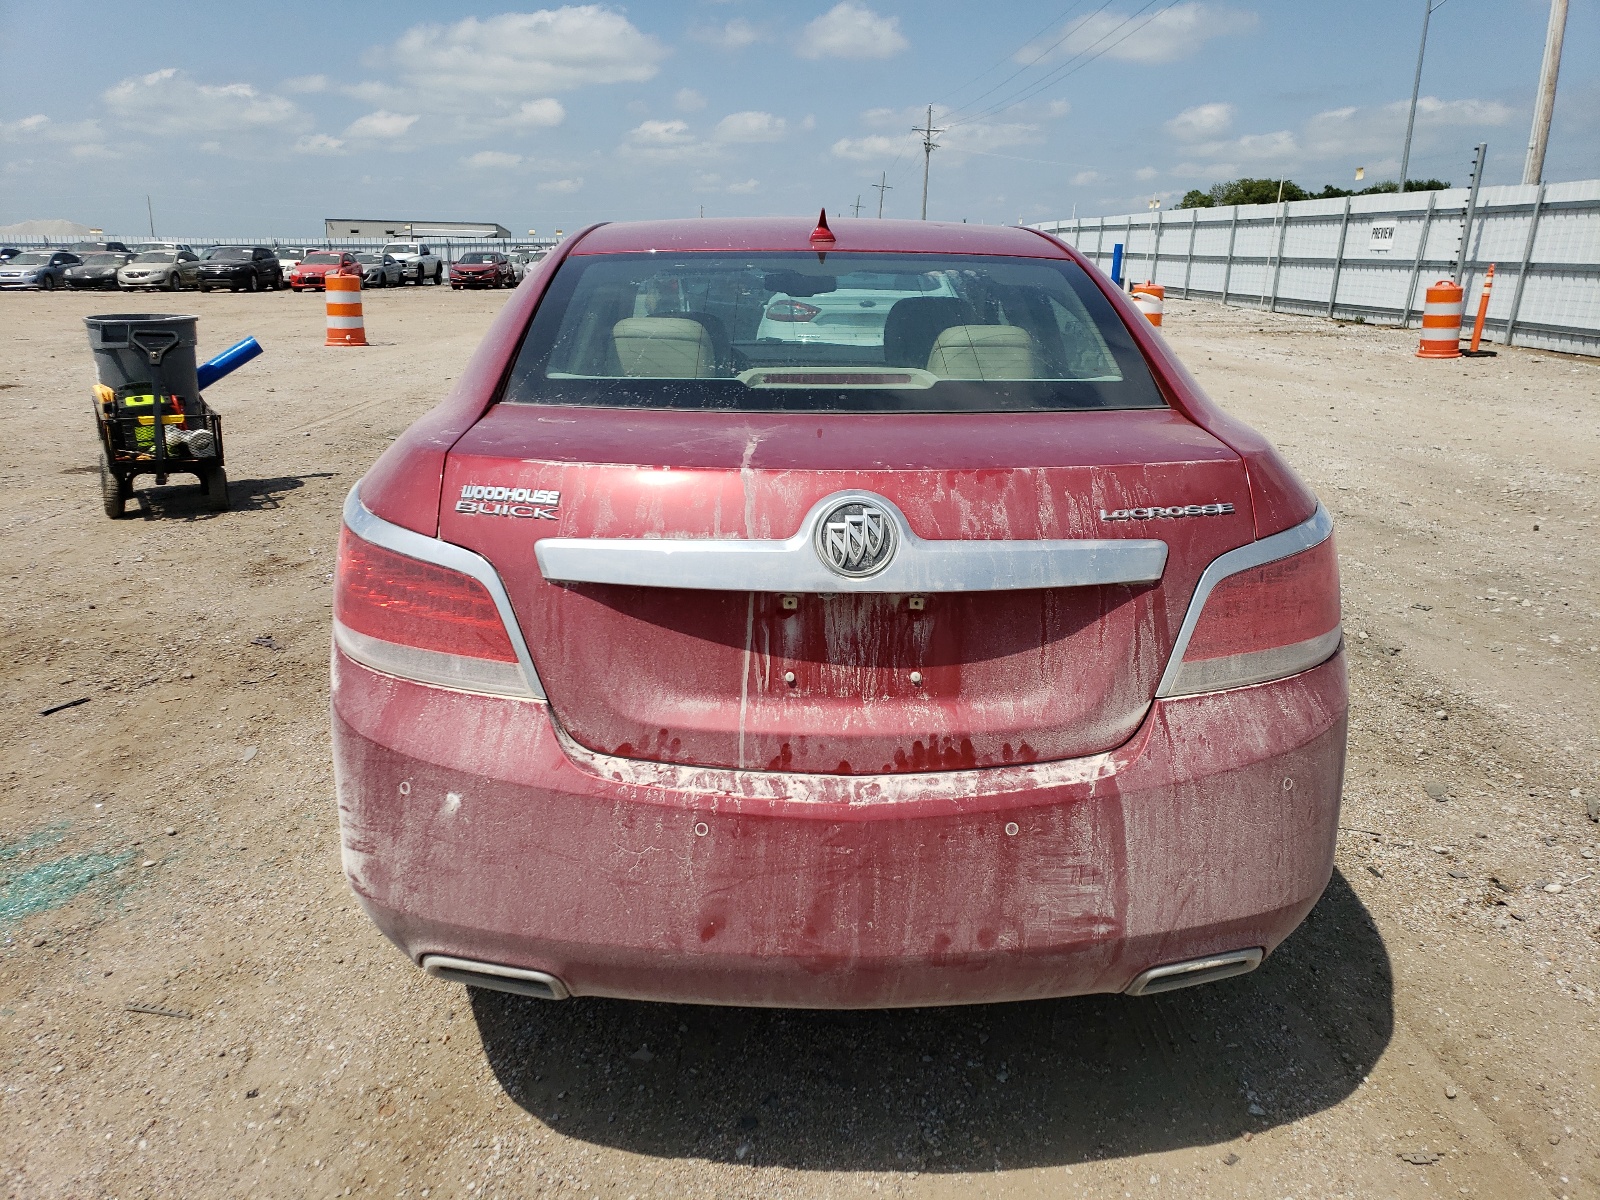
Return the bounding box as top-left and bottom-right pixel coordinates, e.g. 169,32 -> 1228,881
439,405 -> 1253,774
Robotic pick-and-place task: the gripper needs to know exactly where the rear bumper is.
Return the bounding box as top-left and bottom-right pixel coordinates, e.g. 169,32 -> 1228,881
332,649 -> 1346,1008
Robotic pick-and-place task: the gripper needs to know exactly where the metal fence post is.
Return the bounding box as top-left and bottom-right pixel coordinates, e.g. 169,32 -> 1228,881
1504,182 -> 1546,346
1266,202 -> 1290,311
1183,208 -> 1198,297
1401,191 -> 1438,328
1326,196 -> 1353,318
1150,209 -> 1164,285
1220,208 -> 1240,305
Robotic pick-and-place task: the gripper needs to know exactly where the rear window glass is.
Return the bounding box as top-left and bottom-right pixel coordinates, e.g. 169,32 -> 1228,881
211,247 -> 252,261
458,253 -> 496,264
503,252 -> 1164,413
303,252 -> 341,264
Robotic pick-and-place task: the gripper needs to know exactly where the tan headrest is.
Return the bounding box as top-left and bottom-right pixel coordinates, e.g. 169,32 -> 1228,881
925,325 -> 1040,380
612,317 -> 715,378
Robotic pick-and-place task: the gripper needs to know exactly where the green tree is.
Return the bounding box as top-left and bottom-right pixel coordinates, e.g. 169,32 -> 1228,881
1208,177 -> 1309,206
1176,189 -> 1213,209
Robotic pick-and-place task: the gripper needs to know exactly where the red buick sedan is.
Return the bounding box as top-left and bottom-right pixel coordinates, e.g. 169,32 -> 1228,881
332,215 -> 1346,1008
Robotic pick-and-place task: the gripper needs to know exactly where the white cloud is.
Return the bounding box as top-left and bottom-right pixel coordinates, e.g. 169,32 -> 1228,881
695,18 -> 762,50
675,88 -> 707,113
801,114 -> 817,131
386,8 -> 666,98
538,176 -> 584,193
1071,169 -> 1102,186
103,68 -> 305,137
727,178 -> 761,194
464,150 -> 523,168
294,133 -> 346,155
797,4 -> 907,60
831,133 -> 909,162
1022,3 -> 1256,66
503,99 -> 566,129
345,110 -> 420,140
629,119 -> 694,147
1047,99 -> 1071,119
283,74 -> 328,94
714,111 -> 786,143
1166,102 -> 1234,142
1134,166 -> 1159,181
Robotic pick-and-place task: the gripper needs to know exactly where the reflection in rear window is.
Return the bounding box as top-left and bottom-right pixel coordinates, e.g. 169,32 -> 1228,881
503,252 -> 1164,413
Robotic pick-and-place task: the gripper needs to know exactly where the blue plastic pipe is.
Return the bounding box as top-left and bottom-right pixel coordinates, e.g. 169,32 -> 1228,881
196,336 -> 263,390
1110,242 -> 1125,287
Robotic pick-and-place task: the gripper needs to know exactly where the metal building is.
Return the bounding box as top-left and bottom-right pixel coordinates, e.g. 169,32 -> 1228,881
324,218 -> 513,240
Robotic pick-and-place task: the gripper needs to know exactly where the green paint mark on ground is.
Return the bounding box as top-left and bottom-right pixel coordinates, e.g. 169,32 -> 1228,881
0,823 -> 70,861
0,851 -> 136,924
0,824 -> 136,926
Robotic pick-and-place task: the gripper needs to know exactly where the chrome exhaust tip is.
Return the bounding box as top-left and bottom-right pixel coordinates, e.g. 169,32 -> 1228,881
421,954 -> 571,1001
1125,948 -> 1264,996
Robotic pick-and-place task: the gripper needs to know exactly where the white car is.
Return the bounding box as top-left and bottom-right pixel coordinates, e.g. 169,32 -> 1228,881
381,242 -> 443,285
755,267 -> 959,347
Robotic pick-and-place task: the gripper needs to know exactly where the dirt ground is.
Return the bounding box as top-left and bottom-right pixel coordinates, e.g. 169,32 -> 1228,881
1,283 -> 1596,1200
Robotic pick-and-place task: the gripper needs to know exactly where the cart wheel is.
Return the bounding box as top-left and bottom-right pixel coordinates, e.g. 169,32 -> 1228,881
100,456 -> 129,519
203,467 -> 230,512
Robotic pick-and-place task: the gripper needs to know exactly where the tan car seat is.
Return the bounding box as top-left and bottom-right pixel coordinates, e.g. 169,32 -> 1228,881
925,325 -> 1041,380
612,317 -> 716,378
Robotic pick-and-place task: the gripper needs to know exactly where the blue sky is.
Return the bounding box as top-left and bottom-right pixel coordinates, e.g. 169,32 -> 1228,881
2,0 -> 1595,235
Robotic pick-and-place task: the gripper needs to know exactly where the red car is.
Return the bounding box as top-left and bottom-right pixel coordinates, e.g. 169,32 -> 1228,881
449,251 -> 516,289
289,251 -> 360,291
333,216 -> 1345,1008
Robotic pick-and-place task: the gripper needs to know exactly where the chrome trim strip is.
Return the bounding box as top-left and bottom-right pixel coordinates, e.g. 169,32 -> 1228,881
1165,628 -> 1344,697
534,491 -> 1168,594
1154,504 -> 1335,699
1125,948 -> 1264,996
333,620 -> 534,699
342,483 -> 547,700
421,955 -> 570,1001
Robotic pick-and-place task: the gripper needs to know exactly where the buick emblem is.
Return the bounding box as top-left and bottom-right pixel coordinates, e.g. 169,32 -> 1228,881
815,499 -> 896,577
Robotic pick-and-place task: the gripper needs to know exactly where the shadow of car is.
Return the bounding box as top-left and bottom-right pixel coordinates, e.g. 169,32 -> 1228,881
466,870 -> 1390,1171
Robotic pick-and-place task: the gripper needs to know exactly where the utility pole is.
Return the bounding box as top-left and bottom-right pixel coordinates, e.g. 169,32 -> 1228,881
1399,0 -> 1442,194
851,195 -> 864,218
1523,0 -> 1568,184
872,171 -> 891,218
913,104 -> 944,221
146,195 -> 156,238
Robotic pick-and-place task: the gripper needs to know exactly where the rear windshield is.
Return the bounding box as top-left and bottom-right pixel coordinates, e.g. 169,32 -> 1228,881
503,252 -> 1164,413
458,252 -> 496,264
132,252 -> 174,263
303,252 -> 341,264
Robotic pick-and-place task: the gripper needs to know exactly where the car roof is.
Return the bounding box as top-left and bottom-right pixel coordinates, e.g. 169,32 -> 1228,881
570,217 -> 1069,259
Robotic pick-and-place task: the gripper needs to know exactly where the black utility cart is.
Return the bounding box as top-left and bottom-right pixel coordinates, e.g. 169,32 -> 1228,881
86,313 -> 228,517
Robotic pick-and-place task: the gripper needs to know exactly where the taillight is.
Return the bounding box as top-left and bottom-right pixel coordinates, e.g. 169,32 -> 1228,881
765,299 -> 821,322
1161,530 -> 1342,697
333,526 -> 533,697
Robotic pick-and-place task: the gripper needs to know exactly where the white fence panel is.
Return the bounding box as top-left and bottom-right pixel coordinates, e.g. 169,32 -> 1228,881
1035,179 -> 1600,357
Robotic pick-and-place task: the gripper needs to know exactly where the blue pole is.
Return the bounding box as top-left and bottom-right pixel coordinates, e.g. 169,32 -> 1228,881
196,337 -> 264,390
1110,242 -> 1125,287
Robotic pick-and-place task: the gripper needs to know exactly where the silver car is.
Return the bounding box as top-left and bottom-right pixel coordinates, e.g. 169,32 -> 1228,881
0,250 -> 82,290
118,249 -> 201,291
354,252 -> 404,288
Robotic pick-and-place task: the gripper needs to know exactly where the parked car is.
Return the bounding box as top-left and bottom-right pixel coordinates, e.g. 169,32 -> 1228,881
198,246 -> 282,292
332,216 -> 1346,1009
381,241 -> 442,285
289,250 -> 361,291
275,247 -> 307,274
70,240 -> 133,254
510,249 -> 546,281
0,247 -> 21,262
64,251 -> 135,290
354,252 -> 404,288
135,242 -> 195,255
449,250 -> 516,289
0,249 -> 81,290
118,249 -> 201,291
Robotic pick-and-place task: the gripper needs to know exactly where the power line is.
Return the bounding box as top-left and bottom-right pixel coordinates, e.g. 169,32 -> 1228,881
949,0 -> 1183,131
942,0 -> 1117,124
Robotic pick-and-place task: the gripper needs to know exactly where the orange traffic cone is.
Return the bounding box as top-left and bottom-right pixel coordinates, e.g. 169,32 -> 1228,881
1416,280 -> 1463,359
325,270 -> 368,347
1131,281 -> 1165,327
